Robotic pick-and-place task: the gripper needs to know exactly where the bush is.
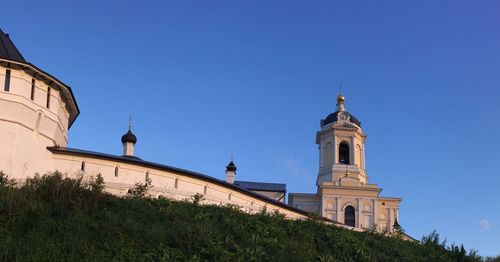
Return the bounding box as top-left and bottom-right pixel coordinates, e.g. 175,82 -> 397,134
0,171 -> 16,188
127,177 -> 153,197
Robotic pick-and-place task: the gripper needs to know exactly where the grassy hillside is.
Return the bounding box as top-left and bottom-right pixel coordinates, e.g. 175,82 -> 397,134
0,172 -> 484,261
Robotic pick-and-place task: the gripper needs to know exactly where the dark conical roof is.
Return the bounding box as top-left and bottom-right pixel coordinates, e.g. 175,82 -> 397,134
0,29 -> 26,63
121,129 -> 137,144
321,111 -> 362,127
226,161 -> 237,172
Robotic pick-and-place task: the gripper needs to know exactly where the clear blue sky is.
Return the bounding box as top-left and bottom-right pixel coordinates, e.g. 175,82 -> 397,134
3,0 -> 500,256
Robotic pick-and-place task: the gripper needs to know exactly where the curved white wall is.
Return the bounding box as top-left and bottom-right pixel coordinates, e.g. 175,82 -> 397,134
0,65 -> 70,178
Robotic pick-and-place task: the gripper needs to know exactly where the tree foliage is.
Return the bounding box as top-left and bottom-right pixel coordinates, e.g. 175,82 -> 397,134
127,177 -> 153,197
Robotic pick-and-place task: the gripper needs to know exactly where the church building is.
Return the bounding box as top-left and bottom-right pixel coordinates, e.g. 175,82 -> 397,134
0,29 -> 401,233
289,94 -> 401,232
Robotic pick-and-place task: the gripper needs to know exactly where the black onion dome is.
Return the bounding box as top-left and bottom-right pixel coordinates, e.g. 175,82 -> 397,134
322,111 -> 362,127
226,161 -> 237,172
121,130 -> 137,144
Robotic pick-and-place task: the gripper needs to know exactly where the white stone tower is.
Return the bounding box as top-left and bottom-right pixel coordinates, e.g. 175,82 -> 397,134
316,92 -> 367,187
290,91 -> 401,232
0,29 -> 79,178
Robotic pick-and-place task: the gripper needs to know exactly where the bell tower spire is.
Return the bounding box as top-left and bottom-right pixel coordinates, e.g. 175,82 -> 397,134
336,84 -> 346,112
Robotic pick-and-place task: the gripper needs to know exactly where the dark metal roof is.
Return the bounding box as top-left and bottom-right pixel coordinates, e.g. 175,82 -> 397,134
0,29 -> 26,63
46,146 -> 335,221
321,111 -> 362,127
234,180 -> 287,192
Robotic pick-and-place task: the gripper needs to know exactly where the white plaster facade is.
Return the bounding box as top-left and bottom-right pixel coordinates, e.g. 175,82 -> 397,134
49,150 -> 306,219
0,61 -> 77,180
289,94 -> 402,233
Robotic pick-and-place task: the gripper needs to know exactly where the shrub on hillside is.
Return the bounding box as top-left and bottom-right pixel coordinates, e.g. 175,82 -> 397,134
127,177 -> 153,197
0,171 -> 16,188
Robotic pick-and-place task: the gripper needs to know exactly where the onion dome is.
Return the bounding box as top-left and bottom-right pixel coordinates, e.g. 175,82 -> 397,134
337,93 -> 345,104
226,161 -> 237,172
121,129 -> 137,144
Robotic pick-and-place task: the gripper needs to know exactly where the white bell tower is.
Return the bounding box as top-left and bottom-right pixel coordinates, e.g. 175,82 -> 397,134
290,90 -> 402,232
316,92 -> 368,187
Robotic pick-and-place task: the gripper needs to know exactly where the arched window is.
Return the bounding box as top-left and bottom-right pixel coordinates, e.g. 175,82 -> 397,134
203,185 -> 207,195
228,193 -> 232,200
81,161 -> 85,172
344,205 -> 355,227
339,142 -> 350,165
145,172 -> 150,182
114,166 -> 119,177
174,178 -> 179,189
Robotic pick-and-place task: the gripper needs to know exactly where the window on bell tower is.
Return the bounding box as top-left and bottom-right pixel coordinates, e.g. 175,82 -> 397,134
344,206 -> 355,227
339,142 -> 350,165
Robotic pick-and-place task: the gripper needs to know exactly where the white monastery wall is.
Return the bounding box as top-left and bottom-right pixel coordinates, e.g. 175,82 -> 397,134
51,154 -> 308,220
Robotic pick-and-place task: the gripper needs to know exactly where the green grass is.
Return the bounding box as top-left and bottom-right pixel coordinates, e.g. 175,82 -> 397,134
0,172 -> 483,261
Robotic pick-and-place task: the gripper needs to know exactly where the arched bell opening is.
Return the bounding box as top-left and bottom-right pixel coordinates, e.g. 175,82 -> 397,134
339,142 -> 350,165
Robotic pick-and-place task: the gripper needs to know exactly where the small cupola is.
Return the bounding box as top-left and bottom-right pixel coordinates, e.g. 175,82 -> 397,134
225,160 -> 237,184
121,128 -> 137,157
